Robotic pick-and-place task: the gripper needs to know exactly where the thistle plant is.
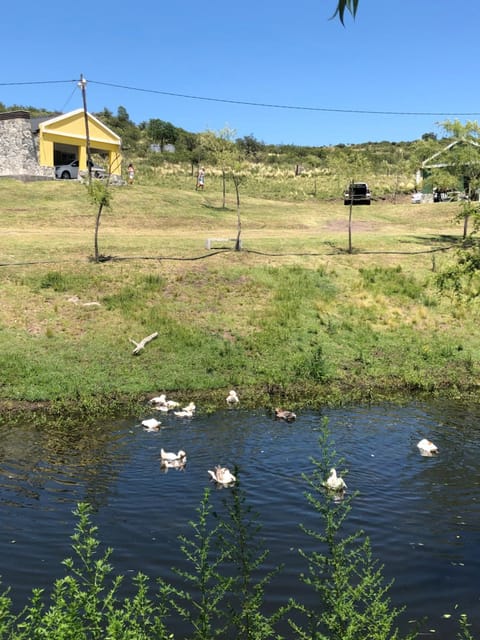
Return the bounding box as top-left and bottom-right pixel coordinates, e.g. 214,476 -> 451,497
219,470 -> 287,639
7,503 -> 172,640
165,488 -> 233,639
289,420 -> 416,640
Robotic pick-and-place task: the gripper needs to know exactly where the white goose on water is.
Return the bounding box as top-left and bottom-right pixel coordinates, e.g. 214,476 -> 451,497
323,468 -> 347,492
141,417 -> 162,431
417,438 -> 439,456
208,466 -> 236,485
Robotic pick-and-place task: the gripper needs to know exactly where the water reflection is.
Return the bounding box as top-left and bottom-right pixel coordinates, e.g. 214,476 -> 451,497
0,401 -> 479,638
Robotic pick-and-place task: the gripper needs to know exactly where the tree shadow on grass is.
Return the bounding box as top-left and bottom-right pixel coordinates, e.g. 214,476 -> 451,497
201,202 -> 234,212
409,234 -> 463,245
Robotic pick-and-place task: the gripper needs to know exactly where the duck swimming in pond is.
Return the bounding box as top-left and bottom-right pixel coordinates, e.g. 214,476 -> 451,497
417,438 -> 439,456
275,408 -> 297,422
208,466 -> 236,486
160,448 -> 187,462
322,468 -> 347,492
141,418 -> 162,431
160,449 -> 187,469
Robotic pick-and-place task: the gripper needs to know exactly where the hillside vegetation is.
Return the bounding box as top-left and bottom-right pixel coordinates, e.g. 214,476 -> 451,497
1,101 -> 448,200
0,170 -> 478,418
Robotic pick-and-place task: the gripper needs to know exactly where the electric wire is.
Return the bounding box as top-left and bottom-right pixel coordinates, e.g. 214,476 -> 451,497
88,80 -> 480,117
2,77 -> 480,118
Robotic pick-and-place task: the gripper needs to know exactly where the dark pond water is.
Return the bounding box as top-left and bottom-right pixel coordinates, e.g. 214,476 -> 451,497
0,401 -> 479,638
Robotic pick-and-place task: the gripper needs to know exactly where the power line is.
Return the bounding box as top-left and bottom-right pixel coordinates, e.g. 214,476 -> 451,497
0,80 -> 76,86
89,79 -> 480,118
2,77 -> 480,118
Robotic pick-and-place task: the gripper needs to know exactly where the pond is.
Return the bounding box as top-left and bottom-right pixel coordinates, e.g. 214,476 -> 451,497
0,400 -> 479,638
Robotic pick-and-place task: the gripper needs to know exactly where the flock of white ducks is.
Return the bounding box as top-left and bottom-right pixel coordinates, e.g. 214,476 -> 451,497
141,391 -> 241,482
144,392 -> 439,493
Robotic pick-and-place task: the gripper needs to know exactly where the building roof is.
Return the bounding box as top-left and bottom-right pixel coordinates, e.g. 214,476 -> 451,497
39,109 -> 121,144
422,138 -> 480,169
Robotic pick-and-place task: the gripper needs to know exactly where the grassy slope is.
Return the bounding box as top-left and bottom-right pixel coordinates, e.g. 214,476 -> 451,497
0,177 -> 478,414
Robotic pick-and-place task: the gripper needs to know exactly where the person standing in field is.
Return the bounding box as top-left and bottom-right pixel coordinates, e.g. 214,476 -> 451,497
196,166 -> 205,190
127,163 -> 135,185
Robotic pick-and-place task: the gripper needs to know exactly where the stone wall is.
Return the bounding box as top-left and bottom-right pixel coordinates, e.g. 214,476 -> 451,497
0,111 -> 54,180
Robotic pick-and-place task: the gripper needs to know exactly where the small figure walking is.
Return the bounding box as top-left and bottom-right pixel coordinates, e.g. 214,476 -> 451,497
196,166 -> 205,190
127,163 -> 135,185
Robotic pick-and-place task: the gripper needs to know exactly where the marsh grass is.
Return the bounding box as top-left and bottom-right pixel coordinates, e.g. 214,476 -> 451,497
0,178 -> 478,408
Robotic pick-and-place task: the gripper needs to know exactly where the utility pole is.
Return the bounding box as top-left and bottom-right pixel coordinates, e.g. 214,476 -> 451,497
78,74 -> 92,182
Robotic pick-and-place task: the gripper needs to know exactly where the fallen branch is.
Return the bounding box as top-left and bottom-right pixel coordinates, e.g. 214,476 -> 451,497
129,332 -> 158,355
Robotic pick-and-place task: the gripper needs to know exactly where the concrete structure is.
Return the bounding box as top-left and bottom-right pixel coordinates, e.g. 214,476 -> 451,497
0,111 -> 54,180
0,109 -> 122,181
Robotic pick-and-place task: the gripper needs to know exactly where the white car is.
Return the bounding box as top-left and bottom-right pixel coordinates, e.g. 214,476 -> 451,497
55,160 -> 106,180
411,192 -> 422,204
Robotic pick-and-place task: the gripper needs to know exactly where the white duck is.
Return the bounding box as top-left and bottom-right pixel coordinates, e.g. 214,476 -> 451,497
208,466 -> 236,485
149,394 -> 167,407
226,390 -> 239,405
323,468 -> 347,492
275,408 -> 297,422
154,398 -> 181,413
160,449 -> 187,469
417,438 -> 439,456
174,402 -> 196,418
160,448 -> 187,462
163,458 -> 187,470
141,417 -> 162,431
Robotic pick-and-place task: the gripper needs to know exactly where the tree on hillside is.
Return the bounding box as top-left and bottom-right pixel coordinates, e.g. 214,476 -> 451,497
146,118 -> 178,151
236,134 -> 265,161
176,130 -> 205,174
199,127 -> 238,209
434,121 -> 480,300
437,120 -> 480,238
95,106 -> 140,152
199,127 -> 244,250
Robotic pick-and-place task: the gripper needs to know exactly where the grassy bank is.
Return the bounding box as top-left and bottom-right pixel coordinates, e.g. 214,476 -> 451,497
0,177 -> 478,416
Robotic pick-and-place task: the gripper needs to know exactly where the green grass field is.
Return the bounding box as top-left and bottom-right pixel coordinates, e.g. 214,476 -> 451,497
0,176 -> 478,416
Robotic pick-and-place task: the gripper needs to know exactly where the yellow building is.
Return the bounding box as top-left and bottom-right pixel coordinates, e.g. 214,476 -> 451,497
39,109 -> 122,176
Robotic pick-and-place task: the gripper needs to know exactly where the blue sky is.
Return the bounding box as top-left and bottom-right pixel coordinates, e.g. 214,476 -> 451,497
2,0 -> 480,146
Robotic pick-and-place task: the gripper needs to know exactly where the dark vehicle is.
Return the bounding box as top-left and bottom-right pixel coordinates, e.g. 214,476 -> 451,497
344,182 -> 371,205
